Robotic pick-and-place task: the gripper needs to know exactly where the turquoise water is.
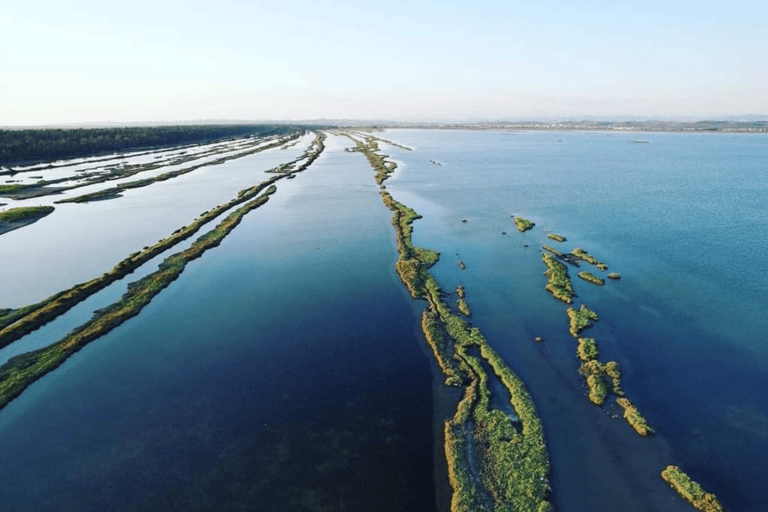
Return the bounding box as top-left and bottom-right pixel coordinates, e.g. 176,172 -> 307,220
381,129 -> 768,511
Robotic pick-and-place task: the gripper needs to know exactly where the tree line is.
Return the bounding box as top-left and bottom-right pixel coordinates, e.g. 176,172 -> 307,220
0,125 -> 300,167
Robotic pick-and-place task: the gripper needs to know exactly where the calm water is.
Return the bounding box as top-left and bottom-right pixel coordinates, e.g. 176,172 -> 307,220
0,134 -> 436,511
1,129 -> 766,511
381,129 -> 768,511
0,133 -> 315,306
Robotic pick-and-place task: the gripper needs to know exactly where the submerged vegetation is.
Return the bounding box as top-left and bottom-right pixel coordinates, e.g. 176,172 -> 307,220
661,465 -> 724,512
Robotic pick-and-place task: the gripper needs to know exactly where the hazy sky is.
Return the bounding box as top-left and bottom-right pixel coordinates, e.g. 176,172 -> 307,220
2,0 -> 767,125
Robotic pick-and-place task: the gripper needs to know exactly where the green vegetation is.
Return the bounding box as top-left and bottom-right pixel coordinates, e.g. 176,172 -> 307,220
0,184 -> 25,195
576,337 -> 599,362
341,134 -> 398,184
571,247 -> 607,270
0,124 -> 300,166
542,253 -> 574,303
513,216 -> 535,232
577,270 -> 605,286
547,233 -> 566,242
617,398 -> 655,436
607,272 -> 621,280
579,360 -> 623,405
457,299 -> 472,317
566,304 -> 598,337
542,245 -> 563,257
56,133 -> 303,203
369,136 -> 551,511
0,185 -> 279,411
0,132 -> 325,350
661,465 -> 724,512
421,310 -> 463,386
456,285 -> 465,298
0,205 -> 54,223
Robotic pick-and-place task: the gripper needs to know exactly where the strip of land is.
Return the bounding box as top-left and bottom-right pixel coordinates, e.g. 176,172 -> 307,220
0,206 -> 54,235
0,133 -> 325,349
351,133 -> 552,512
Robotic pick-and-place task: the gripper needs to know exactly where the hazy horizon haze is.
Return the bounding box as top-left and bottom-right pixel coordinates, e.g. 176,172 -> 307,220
2,0 -> 767,126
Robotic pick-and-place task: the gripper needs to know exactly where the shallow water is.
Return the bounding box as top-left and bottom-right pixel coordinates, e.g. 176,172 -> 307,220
0,134 -> 314,306
1,129 -> 765,511
0,134 -> 436,511
380,128 -> 768,511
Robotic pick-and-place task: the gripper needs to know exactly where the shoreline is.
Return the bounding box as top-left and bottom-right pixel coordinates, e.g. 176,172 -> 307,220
0,133 -> 326,411
350,131 -> 553,511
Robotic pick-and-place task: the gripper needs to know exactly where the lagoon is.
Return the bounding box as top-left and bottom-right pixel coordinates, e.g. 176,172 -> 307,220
0,128 -> 766,511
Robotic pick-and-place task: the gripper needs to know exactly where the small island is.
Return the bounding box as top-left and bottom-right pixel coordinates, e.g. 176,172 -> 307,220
661,465 -> 724,512
0,206 -> 55,235
547,233 -> 566,242
513,216 -> 535,232
578,270 -> 605,286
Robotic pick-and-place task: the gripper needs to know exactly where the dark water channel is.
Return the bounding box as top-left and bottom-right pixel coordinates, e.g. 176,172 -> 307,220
0,135 -> 436,511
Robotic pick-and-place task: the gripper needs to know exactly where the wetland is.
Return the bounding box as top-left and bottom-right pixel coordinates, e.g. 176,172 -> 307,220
1,126 -> 766,511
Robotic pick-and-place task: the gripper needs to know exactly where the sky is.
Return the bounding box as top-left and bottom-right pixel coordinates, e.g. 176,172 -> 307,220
2,0 -> 767,126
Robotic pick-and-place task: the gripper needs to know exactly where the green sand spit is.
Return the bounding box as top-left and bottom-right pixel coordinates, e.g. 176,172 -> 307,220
367,136 -> 551,512
661,465 -> 724,512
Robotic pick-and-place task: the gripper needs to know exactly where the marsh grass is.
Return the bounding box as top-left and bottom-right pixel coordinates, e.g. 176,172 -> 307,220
542,253 -> 574,303
542,245 -> 563,257
547,233 -> 566,242
0,186 -> 279,411
513,217 -> 535,232
571,248 -> 607,270
617,398 -> 655,436
567,305 -> 598,337
457,299 -> 472,317
56,133 -> 303,204
371,141 -> 551,511
660,465 -> 724,512
577,271 -> 605,286
0,205 -> 54,223
0,133 -> 326,349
